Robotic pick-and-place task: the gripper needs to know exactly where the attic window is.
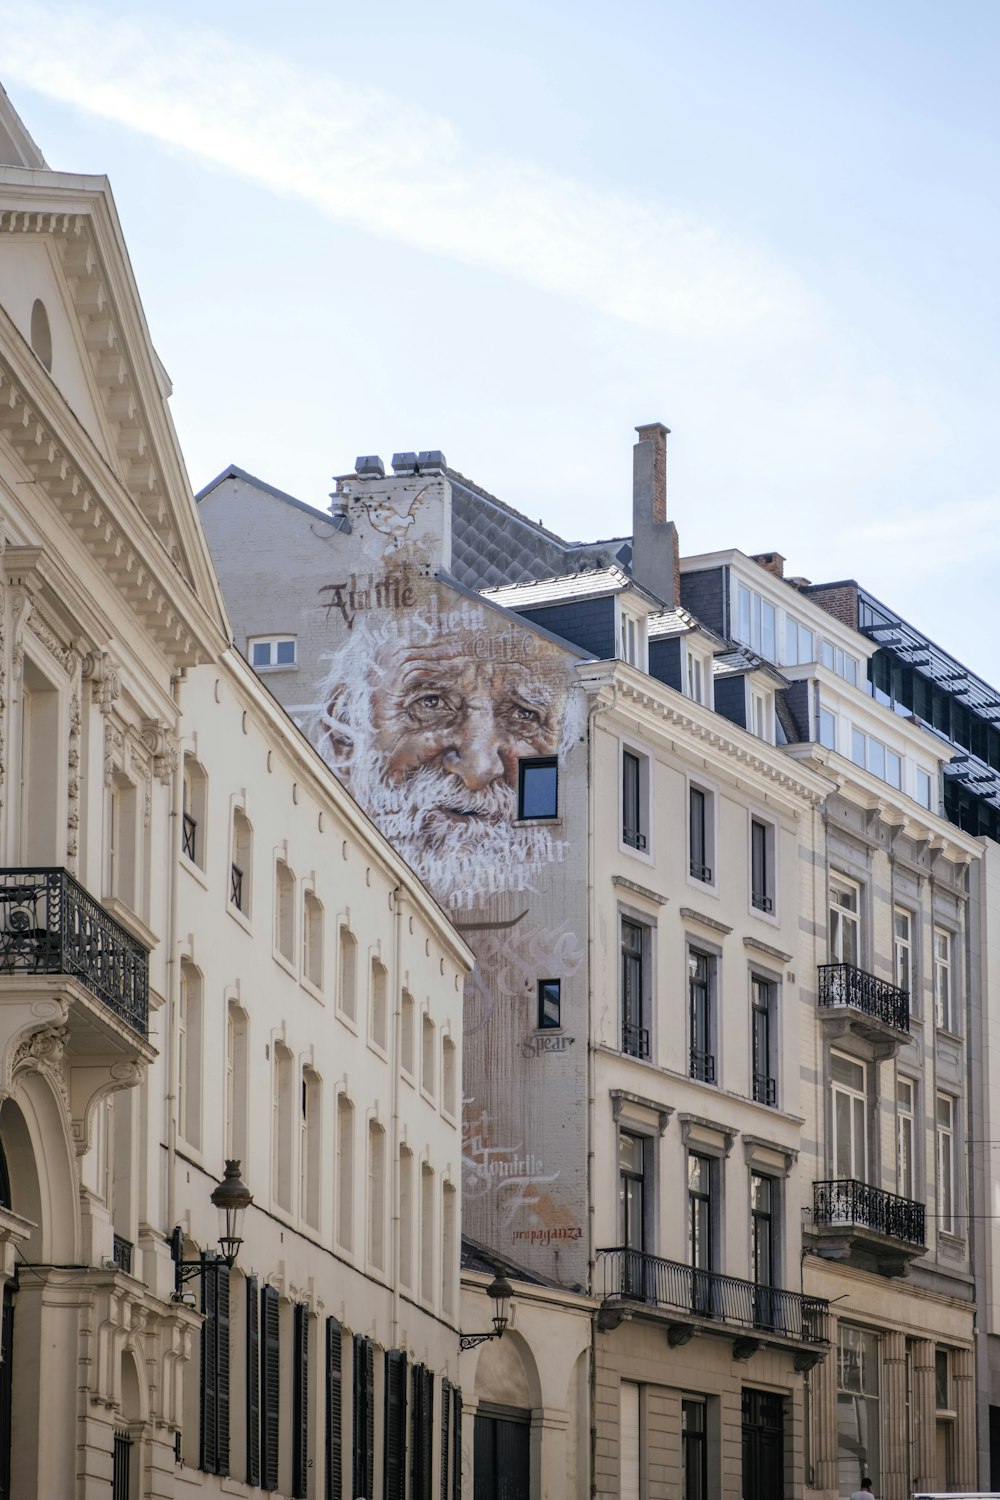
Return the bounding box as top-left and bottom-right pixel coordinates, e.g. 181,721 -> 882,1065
30,299 -> 52,372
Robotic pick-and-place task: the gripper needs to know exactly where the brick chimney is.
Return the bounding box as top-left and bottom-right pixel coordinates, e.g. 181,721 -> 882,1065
751,552 -> 785,579
631,422 -> 679,606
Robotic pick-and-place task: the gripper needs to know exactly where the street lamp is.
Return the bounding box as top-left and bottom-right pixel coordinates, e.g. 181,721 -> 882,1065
171,1159 -> 253,1299
459,1271 -> 514,1352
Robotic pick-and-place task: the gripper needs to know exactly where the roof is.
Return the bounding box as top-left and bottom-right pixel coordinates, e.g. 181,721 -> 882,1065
713,647 -> 790,687
196,463 -> 347,528
480,565 -> 663,612
0,83 -> 46,169
648,605 -> 727,646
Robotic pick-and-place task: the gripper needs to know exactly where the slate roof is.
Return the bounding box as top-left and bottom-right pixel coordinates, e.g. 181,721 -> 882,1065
713,647 -> 790,687
480,565 -> 664,613
195,463 -> 349,528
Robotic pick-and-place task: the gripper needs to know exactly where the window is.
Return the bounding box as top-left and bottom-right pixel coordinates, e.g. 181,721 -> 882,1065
818,705 -> 837,750
231,807 -> 252,915
934,929 -> 954,1030
831,1052 -> 868,1181
820,637 -> 859,685
324,1319 -> 343,1500
518,757 -> 558,819
352,1335 -> 375,1500
421,1164 -> 435,1302
619,607 -> 647,668
837,1326 -> 879,1492
621,1382 -> 640,1500
401,990 -> 416,1076
442,1036 -> 458,1116
370,959 -> 388,1051
935,1349 -> 951,1411
272,1043 -> 294,1212
686,647 -> 709,705
275,860 -> 295,962
688,1154 -> 714,1311
735,583 -> 776,661
750,818 -> 774,914
850,728 -> 902,789
622,748 -> 648,851
618,1132 -> 647,1256
893,908 -> 912,996
399,1145 -> 414,1288
109,770 -> 138,910
682,1399 -> 708,1500
784,617 -> 814,666
751,1173 -> 777,1289
441,1182 -> 457,1316
30,297 -> 52,371
225,1001 -> 248,1164
182,756 -> 207,868
249,635 -> 297,669
750,688 -> 773,743
689,784 -> 713,884
936,1093 -> 955,1233
303,890 -> 323,989
538,978 -> 561,1030
916,767 -> 933,810
178,961 -> 202,1148
621,919 -> 649,1059
199,1260 -> 231,1475
422,1014 -> 436,1099
751,976 -> 776,1106
291,1304 -> 309,1499
829,876 -> 861,966
300,1068 -> 321,1229
897,1077 -> 915,1200
336,1093 -> 354,1250
338,926 -> 357,1021
367,1121 -> 386,1269
688,950 -> 716,1084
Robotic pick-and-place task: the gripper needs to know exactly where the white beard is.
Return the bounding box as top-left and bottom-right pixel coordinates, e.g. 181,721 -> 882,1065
347,756 -> 560,909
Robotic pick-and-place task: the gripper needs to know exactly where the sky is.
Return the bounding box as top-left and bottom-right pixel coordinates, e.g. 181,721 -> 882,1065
2,1 -> 999,678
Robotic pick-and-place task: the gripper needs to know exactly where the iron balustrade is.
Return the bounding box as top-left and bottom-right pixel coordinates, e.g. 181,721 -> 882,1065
0,869 -> 149,1036
753,1072 -> 777,1106
689,1048 -> 716,1084
817,962 -> 909,1033
752,891 -> 774,913
623,826 -> 647,851
622,1022 -> 650,1060
230,863 -> 244,910
112,1234 -> 133,1275
690,861 -> 713,884
181,811 -> 197,862
113,1428 -> 132,1500
813,1179 -> 926,1247
597,1247 -> 829,1344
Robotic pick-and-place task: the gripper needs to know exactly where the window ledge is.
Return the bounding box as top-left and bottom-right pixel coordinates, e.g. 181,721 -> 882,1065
513,816 -> 562,828
420,1087 -> 437,1109
367,1037 -> 389,1062
227,902 -> 253,935
301,976 -> 325,1004
179,852 -> 209,891
102,895 -> 160,951
679,907 -> 733,936
335,1008 -> 359,1036
613,874 -> 667,906
936,1025 -> 963,1043
254,663 -> 299,674
743,935 -> 793,964
272,948 -> 297,979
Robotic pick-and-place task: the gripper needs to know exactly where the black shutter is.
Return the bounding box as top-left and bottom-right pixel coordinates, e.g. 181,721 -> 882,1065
451,1389 -> 462,1500
292,1304 -> 309,1498
261,1284 -> 281,1492
409,1364 -> 422,1500
246,1276 -> 261,1487
410,1364 -> 434,1500
383,1349 -> 407,1500
325,1318 -> 343,1500
439,1378 -> 450,1500
352,1335 -> 374,1500
199,1257 -> 229,1475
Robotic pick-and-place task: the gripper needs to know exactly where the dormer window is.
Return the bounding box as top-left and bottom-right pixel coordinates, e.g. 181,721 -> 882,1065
685,644 -> 711,706
735,584 -> 776,662
249,635 -> 297,670
820,638 -> 859,687
749,687 -> 774,744
618,605 -> 647,670
784,618 -> 814,666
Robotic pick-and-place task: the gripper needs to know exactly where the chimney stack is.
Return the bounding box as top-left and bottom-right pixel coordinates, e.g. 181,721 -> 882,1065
631,421 -> 679,606
751,552 -> 785,579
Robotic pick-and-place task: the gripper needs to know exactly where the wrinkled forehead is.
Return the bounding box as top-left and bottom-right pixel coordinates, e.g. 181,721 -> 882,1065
370,628 -> 572,691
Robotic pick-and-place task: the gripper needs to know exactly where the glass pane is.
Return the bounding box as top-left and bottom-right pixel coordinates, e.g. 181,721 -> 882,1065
843,656 -> 858,686
800,626 -> 813,662
819,708 -> 837,749
619,1131 -> 643,1174
851,729 -> 866,768
761,600 -> 776,661
853,1097 -> 867,1178
834,1090 -> 853,1177
832,1052 -> 865,1091
917,768 -> 932,808
251,641 -> 271,666
886,751 -> 901,788
785,619 -> 798,665
822,639 -> 835,670
520,761 -> 558,818
275,639 -> 296,664
737,584 -> 752,645
869,739 -> 886,780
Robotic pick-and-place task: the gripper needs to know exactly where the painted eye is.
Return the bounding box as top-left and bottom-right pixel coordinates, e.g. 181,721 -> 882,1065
418,694 -> 442,709
511,705 -> 540,723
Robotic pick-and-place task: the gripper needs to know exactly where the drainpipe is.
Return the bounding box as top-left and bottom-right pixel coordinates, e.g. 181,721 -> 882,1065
164,669 -> 186,1243
390,883 -> 405,1352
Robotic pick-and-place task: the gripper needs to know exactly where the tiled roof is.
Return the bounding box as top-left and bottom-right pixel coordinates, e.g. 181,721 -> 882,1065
481,565 -> 654,612
713,648 -> 790,687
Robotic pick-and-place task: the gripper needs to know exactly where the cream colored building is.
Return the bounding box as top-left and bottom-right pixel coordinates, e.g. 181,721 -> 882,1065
0,84 -> 472,1500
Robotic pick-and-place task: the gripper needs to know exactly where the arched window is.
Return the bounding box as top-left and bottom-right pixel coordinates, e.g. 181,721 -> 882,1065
336,1094 -> 354,1251
225,1002 -> 248,1165
275,860 -> 295,962
303,890 -> 324,989
30,299 -> 52,371
367,1120 -> 386,1271
399,1144 -> 413,1290
442,1181 -> 457,1316
231,808 -> 252,915
370,960 -> 388,1051
338,927 -> 357,1022
182,756 -> 207,868
421,1014 -> 436,1101
401,990 -> 415,1078
442,1036 -> 457,1118
300,1068 -> 321,1230
420,1163 -> 434,1304
178,961 -> 203,1148
272,1043 -> 294,1212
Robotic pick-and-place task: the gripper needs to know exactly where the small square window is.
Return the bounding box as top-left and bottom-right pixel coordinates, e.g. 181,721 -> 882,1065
275,639 -> 296,665
248,636 -> 297,670
538,979 -> 561,1029
251,641 -> 271,667
518,758 -> 558,819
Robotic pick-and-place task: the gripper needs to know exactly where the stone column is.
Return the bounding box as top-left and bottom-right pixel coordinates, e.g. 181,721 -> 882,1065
910,1339 -> 936,1494
808,1318 -> 839,1495
880,1330 -> 908,1500
953,1345 -> 976,1491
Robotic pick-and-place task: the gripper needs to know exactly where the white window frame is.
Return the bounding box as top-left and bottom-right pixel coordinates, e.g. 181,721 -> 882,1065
687,776 -> 718,895
829,874 -> 862,967
936,1091 -> 956,1234
684,641 -> 712,707
617,601 -> 648,671
248,634 -> 298,670
831,1050 -> 868,1182
748,812 -> 778,921
620,739 -> 653,862
893,907 -> 912,997
934,928 -> 954,1031
748,683 -> 774,744
897,1076 -> 916,1201
734,582 -> 776,662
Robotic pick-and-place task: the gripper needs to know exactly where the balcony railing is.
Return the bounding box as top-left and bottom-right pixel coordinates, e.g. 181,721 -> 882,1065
0,869 -> 149,1036
690,861 -> 713,884
753,1072 -> 777,1106
181,811 -> 197,863
622,1021 -> 650,1060
112,1234 -> 134,1275
813,1179 -> 925,1247
230,863 -> 244,910
623,826 -> 647,851
817,962 -> 909,1034
597,1247 -> 829,1344
689,1047 -> 716,1084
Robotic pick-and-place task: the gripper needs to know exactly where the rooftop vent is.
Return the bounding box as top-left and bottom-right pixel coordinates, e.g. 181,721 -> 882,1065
355,455 -> 385,479
417,450 -> 447,474
391,452 -> 419,475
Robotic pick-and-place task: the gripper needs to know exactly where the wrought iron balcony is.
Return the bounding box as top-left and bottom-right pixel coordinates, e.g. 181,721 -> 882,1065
689,1047 -> 716,1084
813,1179 -> 925,1248
112,1234 -> 133,1275
622,1021 -> 650,1060
597,1247 -> 829,1346
753,1072 -> 777,1106
0,869 -> 149,1037
818,962 -> 909,1035
690,861 -> 713,884
623,826 -> 647,851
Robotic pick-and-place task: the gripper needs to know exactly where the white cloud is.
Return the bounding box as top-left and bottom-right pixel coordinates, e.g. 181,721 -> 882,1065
0,5 -> 815,342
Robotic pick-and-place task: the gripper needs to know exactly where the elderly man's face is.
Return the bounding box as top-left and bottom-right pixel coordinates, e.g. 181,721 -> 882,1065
369,634 -> 565,803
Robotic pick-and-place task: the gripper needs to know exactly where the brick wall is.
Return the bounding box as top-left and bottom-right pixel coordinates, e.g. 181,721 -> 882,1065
802,580 -> 859,631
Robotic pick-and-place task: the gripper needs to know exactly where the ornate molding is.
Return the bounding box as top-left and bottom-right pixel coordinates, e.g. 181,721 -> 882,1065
26,610 -> 77,675
82,649 -> 122,713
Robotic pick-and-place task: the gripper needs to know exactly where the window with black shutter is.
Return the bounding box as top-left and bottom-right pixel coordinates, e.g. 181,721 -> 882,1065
325,1318 -> 343,1500
200,1256 -> 231,1476
261,1284 -> 281,1492
383,1349 -> 407,1500
292,1304 -> 310,1499
410,1364 -> 434,1500
352,1335 -> 374,1500
246,1276 -> 261,1487
451,1389 -> 462,1500
439,1378 -> 450,1499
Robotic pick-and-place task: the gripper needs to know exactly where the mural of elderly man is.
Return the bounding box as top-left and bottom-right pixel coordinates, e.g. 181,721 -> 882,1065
308,585 -> 582,911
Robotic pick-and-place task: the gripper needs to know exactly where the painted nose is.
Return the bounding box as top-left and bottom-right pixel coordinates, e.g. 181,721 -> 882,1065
446,709 -> 505,792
